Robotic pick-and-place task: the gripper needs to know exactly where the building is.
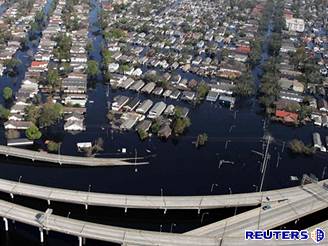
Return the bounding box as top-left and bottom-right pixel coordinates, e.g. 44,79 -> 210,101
275,110 -> 298,124
285,18 -> 305,32
148,102 -> 166,119
64,120 -> 86,131
313,132 -> 326,152
111,95 -> 129,111
136,100 -> 153,114
206,90 -> 219,102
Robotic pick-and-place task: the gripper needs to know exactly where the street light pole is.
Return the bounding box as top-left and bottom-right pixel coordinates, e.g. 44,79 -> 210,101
211,183 -> 218,193
257,135 -> 271,229
252,184 -> 258,192
170,223 -> 176,233
200,212 -> 209,224
322,166 -> 327,180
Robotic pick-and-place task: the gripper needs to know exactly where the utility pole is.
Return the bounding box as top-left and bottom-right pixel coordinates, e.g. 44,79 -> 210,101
257,135 -> 271,229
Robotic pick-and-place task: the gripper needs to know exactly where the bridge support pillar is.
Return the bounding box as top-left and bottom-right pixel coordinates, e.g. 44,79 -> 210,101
124,207 -> 127,213
39,228 -> 44,243
198,208 -> 201,214
47,200 -> 50,206
85,204 -> 88,210
3,218 -> 8,231
164,208 -> 167,214
78,236 -> 83,246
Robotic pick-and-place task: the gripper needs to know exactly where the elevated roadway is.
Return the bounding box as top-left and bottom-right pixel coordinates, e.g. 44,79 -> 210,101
0,145 -> 148,167
186,182 -> 328,238
0,178 -> 326,211
0,199 -> 219,246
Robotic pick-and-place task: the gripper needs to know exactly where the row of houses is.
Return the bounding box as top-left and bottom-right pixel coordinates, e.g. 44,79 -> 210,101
0,0 -> 48,75
4,0 -> 49,131
62,1 -> 89,132
109,94 -> 189,133
272,0 -> 327,126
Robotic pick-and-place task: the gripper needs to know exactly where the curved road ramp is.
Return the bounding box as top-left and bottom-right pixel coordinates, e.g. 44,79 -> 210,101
0,145 -> 148,167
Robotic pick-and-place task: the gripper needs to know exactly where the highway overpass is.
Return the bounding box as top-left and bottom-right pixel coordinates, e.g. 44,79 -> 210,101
0,195 -> 327,246
186,182 -> 328,238
0,177 -> 326,211
0,198 -> 219,246
0,145 -> 148,167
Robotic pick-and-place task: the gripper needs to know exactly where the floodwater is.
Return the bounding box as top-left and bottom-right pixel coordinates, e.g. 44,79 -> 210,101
0,0 -> 327,245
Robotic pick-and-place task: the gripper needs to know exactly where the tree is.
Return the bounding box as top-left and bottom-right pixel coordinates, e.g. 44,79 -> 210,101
92,137 -> 104,153
233,73 -> 255,97
4,58 -> 21,76
151,120 -> 161,134
196,82 -> 209,102
138,129 -> 148,140
0,105 -> 9,120
25,105 -> 41,124
2,87 -> 13,101
47,69 -> 60,92
173,117 -> 191,135
25,125 -> 42,140
196,133 -> 208,148
288,139 -> 314,155
86,60 -> 99,78
47,141 -> 60,153
38,103 -> 63,128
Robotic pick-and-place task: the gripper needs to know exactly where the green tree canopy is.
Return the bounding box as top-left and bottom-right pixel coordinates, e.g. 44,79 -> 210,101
25,124 -> 42,140
2,87 -> 13,101
0,105 -> 9,120
86,60 -> 99,78
38,102 -> 63,128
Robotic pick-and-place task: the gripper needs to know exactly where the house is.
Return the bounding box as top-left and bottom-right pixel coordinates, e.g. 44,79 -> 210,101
136,120 -> 152,132
206,90 -> 219,102
164,105 -> 175,115
275,110 -> 299,124
136,99 -> 153,114
278,78 -> 304,93
120,113 -> 139,130
124,97 -> 140,111
169,90 -> 181,100
181,91 -> 195,101
279,90 -> 303,103
4,121 -> 33,130
285,17 -> 305,32
63,94 -> 88,107
162,89 -> 172,97
111,95 -> 129,111
64,113 -> 84,122
62,77 -> 87,94
313,132 -> 326,152
30,61 -> 48,72
129,80 -> 145,91
148,102 -> 166,119
152,87 -> 163,96
158,124 -> 172,139
141,82 -> 156,94
108,63 -> 119,73
64,120 -> 86,131
318,99 -> 328,112
219,95 -> 236,108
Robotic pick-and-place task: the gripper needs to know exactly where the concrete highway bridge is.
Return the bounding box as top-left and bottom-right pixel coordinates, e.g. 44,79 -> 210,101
0,145 -> 148,167
0,177 -> 326,211
0,189 -> 327,246
185,181 -> 328,242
